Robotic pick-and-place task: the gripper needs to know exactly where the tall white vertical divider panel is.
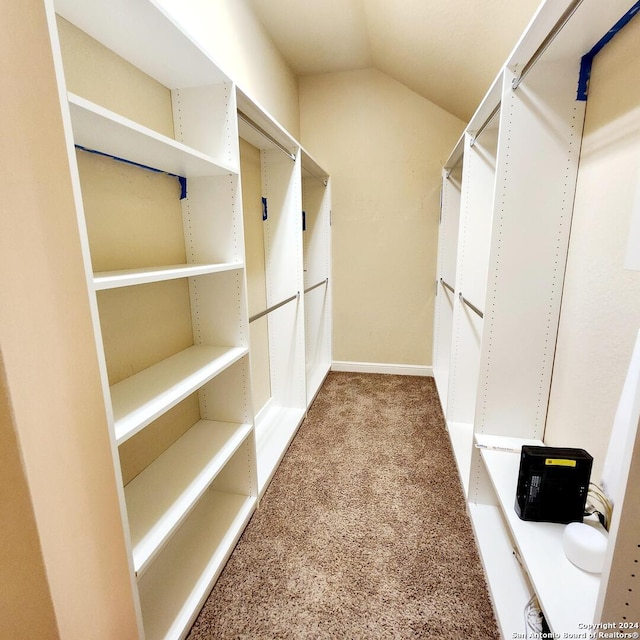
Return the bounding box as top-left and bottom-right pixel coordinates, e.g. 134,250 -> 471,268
301,150 -> 332,407
433,139 -> 463,417
443,77 -> 502,497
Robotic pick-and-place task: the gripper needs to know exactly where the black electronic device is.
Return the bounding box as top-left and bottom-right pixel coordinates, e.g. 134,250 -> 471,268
515,446 -> 593,524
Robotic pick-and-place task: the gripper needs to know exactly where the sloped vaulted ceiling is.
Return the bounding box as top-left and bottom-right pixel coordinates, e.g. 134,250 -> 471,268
247,0 -> 542,121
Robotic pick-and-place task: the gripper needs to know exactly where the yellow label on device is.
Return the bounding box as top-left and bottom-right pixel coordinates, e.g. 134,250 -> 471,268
545,458 -> 576,467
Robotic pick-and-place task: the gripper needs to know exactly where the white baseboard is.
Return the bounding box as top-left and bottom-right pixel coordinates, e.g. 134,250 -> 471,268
331,361 -> 433,377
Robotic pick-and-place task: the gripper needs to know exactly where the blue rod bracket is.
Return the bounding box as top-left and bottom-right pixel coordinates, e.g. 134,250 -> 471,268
75,144 -> 188,199
577,2 -> 640,101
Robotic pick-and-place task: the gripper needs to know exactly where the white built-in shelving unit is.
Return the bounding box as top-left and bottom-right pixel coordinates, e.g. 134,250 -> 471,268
46,0 -> 332,635
235,95 -> 333,495
46,0 -> 264,637
433,0 -> 640,637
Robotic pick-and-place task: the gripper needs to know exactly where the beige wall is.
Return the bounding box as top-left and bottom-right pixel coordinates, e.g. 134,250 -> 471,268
299,69 -> 464,366
156,0 -> 300,138
545,17 -> 640,484
1,0 -> 139,637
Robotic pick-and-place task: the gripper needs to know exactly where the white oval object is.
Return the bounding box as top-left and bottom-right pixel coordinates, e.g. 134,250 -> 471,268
563,522 -> 608,574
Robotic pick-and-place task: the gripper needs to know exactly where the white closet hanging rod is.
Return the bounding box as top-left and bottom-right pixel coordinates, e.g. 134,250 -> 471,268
237,110 -> 296,160
512,0 -> 584,90
249,292 -> 299,323
304,278 -> 328,295
469,103 -> 501,148
459,292 -> 484,319
440,278 -> 455,295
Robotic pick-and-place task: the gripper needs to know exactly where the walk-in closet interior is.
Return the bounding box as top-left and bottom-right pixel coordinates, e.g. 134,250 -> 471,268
2,0 -> 640,637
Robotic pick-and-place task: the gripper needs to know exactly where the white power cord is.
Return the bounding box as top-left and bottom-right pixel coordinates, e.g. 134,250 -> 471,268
524,595 -> 549,638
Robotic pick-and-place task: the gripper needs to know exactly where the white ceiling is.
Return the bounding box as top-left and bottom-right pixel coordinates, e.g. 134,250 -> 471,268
247,0 -> 542,121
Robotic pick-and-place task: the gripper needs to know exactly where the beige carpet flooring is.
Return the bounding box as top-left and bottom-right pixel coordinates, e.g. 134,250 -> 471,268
187,372 -> 499,639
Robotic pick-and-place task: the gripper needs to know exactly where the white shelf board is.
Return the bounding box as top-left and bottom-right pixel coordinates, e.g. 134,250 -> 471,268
468,503 -> 533,639
300,147 -> 329,182
68,93 -> 237,177
467,71 -> 503,137
111,345 -> 248,444
125,420 -> 252,577
236,88 -> 298,157
93,262 -> 242,290
55,0 -> 229,90
254,400 -> 305,496
444,134 -> 464,173
447,421 -> 473,496
477,435 -> 601,634
475,433 -> 542,453
138,490 -> 256,640
506,0 -> 640,70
